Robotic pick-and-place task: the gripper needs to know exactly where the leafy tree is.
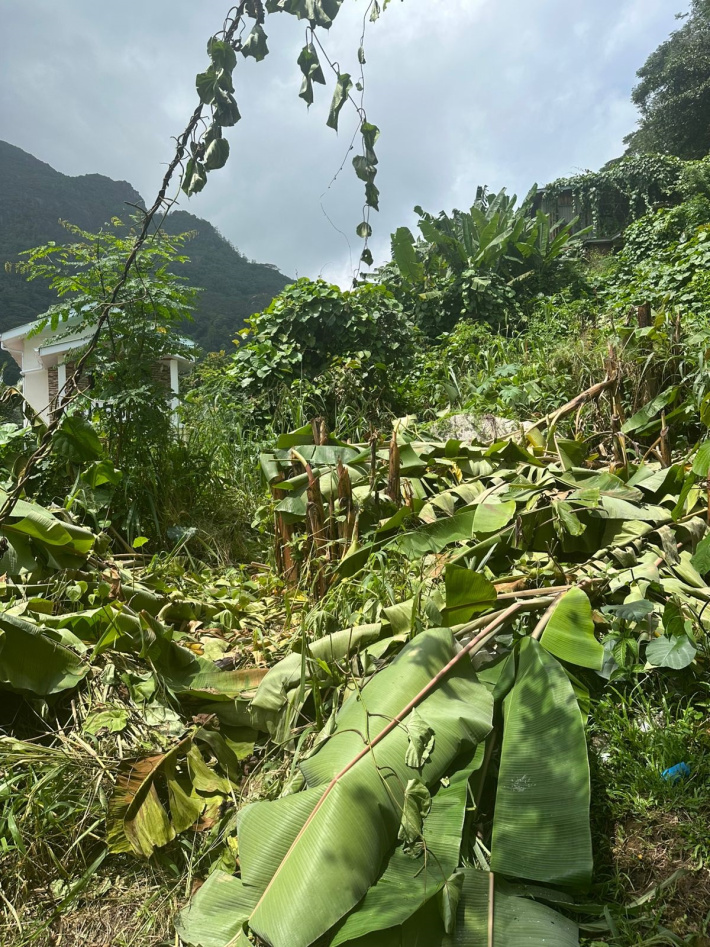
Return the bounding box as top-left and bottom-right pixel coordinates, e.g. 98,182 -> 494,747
17,218 -> 197,536
226,278 -> 415,428
625,0 -> 710,159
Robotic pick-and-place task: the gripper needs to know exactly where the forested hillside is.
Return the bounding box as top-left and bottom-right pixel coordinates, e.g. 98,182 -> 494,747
0,140 -> 290,357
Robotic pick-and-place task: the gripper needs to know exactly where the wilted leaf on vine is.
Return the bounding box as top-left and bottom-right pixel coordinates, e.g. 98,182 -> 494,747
398,778 -> 431,850
353,154 -> 377,183
204,138 -> 230,171
405,709 -> 435,770
297,42 -> 326,106
356,221 -> 372,239
241,23 -> 269,62
604,599 -> 654,622
196,65 -> 234,105
361,121 -> 380,159
213,88 -> 241,127
182,158 -> 207,196
207,36 -> 237,73
365,181 -> 380,211
326,73 -> 352,130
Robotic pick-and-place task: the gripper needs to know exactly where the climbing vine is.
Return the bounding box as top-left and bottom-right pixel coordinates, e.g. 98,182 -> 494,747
544,154 -> 684,238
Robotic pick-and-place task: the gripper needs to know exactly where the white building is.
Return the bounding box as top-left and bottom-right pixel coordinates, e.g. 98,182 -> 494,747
0,317 -> 193,424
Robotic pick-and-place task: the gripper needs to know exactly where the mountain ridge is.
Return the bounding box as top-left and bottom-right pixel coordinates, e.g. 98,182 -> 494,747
0,140 -> 291,367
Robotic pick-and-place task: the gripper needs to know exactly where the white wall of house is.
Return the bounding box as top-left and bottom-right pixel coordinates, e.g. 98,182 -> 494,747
1,317 -> 193,425
22,369 -> 50,419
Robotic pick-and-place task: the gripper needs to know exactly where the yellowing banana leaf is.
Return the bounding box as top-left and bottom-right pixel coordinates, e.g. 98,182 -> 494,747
180,628 -> 493,947
540,588 -> 604,670
491,638 -> 592,888
108,736 -> 232,857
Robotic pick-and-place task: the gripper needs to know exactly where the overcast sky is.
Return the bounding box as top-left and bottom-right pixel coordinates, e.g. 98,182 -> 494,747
0,0 -> 688,283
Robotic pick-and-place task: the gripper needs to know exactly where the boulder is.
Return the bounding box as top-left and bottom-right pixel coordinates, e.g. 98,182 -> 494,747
426,413 -> 532,445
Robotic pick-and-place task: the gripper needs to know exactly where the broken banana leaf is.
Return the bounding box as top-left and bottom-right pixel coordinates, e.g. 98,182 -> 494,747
329,744 -> 486,945
324,871 -> 579,946
250,622 -> 385,735
0,494 -> 95,574
178,627 -> 494,947
108,735 -> 234,857
491,637 -> 593,887
0,611 -> 88,695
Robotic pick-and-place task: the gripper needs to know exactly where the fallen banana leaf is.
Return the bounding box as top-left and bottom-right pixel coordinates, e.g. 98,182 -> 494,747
0,611 -> 88,695
330,745 -> 486,945
108,735 -> 234,857
180,627 -> 494,947
540,587 -> 604,670
491,637 -> 593,887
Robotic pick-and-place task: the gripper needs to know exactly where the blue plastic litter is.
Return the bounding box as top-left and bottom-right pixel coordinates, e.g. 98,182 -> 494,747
661,762 -> 691,783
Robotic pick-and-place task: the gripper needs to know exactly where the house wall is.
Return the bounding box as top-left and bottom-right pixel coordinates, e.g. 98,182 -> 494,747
23,369 -> 50,423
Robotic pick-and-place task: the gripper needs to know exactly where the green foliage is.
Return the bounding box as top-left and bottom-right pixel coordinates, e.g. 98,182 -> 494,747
228,278 -> 415,427
404,309 -> 603,422
544,154 -> 684,240
625,0 -> 710,159
380,186 -> 583,336
609,219 -> 710,317
16,218 -> 192,530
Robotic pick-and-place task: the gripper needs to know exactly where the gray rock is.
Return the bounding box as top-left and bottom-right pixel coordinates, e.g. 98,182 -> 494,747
426,413 -> 531,445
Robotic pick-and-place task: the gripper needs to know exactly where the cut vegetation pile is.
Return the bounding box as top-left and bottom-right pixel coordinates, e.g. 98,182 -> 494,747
1,398 -> 709,946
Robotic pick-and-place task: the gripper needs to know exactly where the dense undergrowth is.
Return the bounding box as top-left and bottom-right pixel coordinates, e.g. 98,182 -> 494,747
3,153 -> 710,946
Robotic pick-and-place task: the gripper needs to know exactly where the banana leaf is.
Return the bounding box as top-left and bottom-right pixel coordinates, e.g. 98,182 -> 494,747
540,588 -> 604,670
0,611 -> 87,695
179,627 -> 493,947
491,638 -> 592,887
443,870 -> 579,946
330,745 -> 486,945
333,871 -> 579,946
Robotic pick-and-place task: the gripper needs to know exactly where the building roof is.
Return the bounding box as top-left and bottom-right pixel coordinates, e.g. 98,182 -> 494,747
0,314 -> 195,370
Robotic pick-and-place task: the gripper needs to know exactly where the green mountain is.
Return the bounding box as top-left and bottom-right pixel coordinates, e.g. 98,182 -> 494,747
0,140 -> 291,367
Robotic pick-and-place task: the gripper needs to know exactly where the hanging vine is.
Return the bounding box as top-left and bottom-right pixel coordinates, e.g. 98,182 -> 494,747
182,0 -> 388,266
